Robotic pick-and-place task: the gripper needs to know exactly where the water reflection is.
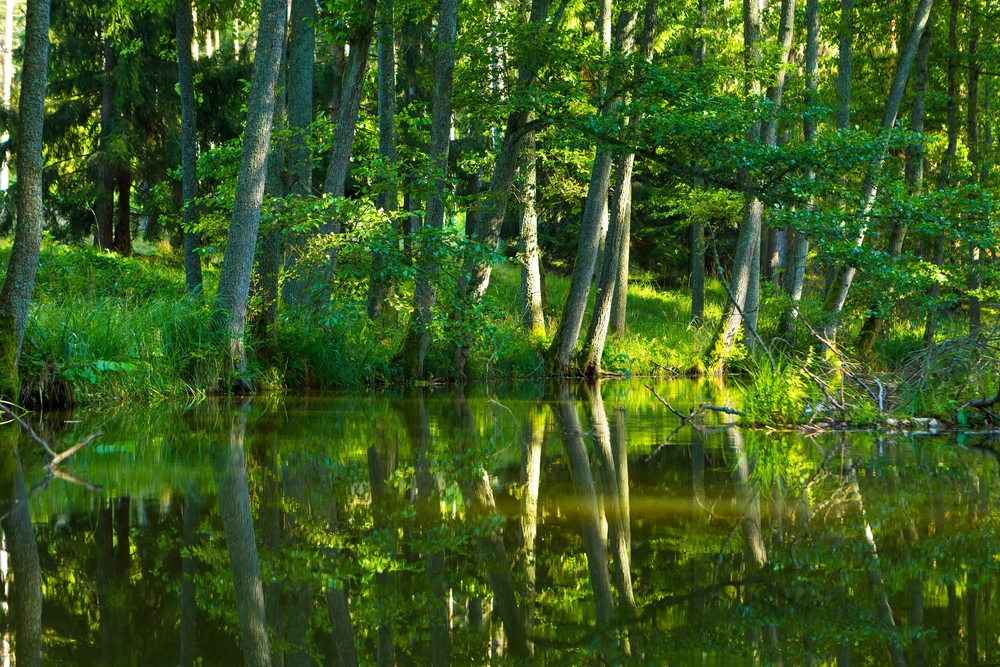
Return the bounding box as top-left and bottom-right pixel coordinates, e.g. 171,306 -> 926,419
0,379 -> 997,665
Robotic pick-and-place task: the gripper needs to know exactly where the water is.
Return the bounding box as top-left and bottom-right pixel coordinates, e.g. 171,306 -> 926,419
1,378 -> 997,666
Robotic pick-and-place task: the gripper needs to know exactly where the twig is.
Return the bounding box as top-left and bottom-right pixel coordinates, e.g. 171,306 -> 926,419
644,385 -> 693,421
50,431 -> 103,467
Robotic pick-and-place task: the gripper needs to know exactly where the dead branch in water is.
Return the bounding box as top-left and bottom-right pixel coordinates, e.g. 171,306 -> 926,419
0,400 -> 103,485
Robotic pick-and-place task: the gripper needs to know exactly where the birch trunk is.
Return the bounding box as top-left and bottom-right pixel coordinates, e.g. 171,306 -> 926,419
212,0 -> 288,381
0,0 -> 50,401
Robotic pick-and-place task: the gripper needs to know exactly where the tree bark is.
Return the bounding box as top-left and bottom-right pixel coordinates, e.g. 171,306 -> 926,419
554,383 -> 615,627
609,193 -> 631,335
519,132 -> 546,339
518,407 -> 544,632
395,0 -> 459,379
819,0 -> 935,345
113,161 -> 132,255
367,0 -> 399,320
176,0 -> 204,296
214,406 -> 273,667
856,23 -> 931,356
0,0 -> 50,402
967,23 -> 982,334
254,34 -> 287,347
212,0 -> 288,382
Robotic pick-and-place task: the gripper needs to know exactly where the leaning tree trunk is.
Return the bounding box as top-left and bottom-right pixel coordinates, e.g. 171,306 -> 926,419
395,0 -> 459,379
215,406 -> 273,667
367,0 -> 399,321
703,0 -> 765,374
176,0 -> 204,296
254,35 -> 287,347
819,0 -> 935,346
0,0 -> 50,402
212,0 -> 288,383
856,23 -> 931,357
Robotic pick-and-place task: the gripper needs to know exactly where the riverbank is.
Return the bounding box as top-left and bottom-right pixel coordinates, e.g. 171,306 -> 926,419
6,241 -> 998,428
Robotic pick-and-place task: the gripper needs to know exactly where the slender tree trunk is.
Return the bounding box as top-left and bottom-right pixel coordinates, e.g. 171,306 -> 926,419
518,407 -> 544,633
857,23 -> 931,356
367,0 -> 399,320
279,0 -> 315,307
176,0 -> 204,296
1,447 -> 41,667
179,488 -> 201,667
819,0 -> 935,345
395,0 -> 459,378
212,0 -> 288,382
781,0 -> 817,342
96,36 -> 116,251
0,0 -> 12,192
967,24 -> 982,334
554,384 -> 615,627
214,406 -> 273,667
547,0 -> 615,373
520,132 -> 546,339
254,35 -> 287,347
610,194 -> 631,334
926,0 -> 958,344
322,0 -> 377,282
689,0 -> 707,326
0,0 -> 50,402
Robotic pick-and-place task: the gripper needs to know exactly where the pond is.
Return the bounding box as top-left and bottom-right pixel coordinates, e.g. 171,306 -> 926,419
0,378 -> 997,666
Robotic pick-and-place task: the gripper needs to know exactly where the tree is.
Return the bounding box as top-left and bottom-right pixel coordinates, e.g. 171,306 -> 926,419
212,0 -> 289,383
175,0 -> 204,296
0,0 -> 51,401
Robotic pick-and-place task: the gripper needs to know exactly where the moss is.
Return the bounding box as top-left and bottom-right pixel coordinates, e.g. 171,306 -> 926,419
0,313 -> 19,403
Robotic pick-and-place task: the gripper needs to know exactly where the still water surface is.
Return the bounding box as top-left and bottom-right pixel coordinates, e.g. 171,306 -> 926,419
2,379 -> 998,666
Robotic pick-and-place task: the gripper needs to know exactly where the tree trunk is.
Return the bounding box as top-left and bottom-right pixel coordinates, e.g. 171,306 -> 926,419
0,0 -> 13,191
254,36 -> 287,347
609,194 -> 631,335
520,132 -> 546,339
280,0 -> 315,307
856,23 -> 931,356
0,0 -> 50,402
256,430 -> 286,667
967,24 -> 982,334
113,161 -> 132,255
214,406 -> 273,667
518,407 -> 544,632
367,0 -> 399,321
179,488 -> 201,667
395,0 -> 459,379
96,36 -> 116,251
820,0 -> 935,345
926,0 -> 958,344
554,383 -> 615,627
0,446 -> 42,667
212,0 -> 288,382
322,0 -> 377,256
547,0 -> 615,373
176,0 -> 204,296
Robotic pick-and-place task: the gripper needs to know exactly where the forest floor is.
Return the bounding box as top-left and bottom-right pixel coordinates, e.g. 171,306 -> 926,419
4,240 -> 997,427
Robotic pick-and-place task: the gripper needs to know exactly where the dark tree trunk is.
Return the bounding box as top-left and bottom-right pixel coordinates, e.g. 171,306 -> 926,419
212,0 -> 289,381
113,161 -> 132,256
179,489 -> 201,667
97,35 -> 116,251
176,0 -> 204,296
0,0 -> 50,401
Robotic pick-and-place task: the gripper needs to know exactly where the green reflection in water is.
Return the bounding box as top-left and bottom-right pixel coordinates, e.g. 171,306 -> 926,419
1,378 -> 997,666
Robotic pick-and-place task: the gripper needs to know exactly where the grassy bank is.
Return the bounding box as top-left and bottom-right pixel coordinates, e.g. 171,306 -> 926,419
5,241 -> 998,428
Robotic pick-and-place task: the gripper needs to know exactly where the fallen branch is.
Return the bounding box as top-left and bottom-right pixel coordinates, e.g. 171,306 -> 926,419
644,385 -> 696,421
0,400 -> 103,482
700,404 -> 745,417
